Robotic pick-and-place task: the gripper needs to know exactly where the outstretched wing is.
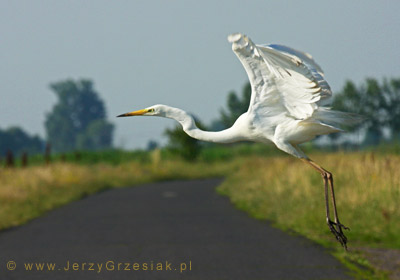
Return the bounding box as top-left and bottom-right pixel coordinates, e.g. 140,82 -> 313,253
228,33 -> 332,120
261,44 -> 325,76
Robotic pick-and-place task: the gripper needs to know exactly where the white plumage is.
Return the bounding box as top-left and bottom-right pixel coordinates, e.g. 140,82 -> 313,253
226,33 -> 345,158
119,33 -> 357,249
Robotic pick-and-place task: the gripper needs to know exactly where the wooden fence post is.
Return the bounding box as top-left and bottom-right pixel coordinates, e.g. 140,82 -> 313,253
45,143 -> 51,165
6,150 -> 14,168
21,152 -> 28,167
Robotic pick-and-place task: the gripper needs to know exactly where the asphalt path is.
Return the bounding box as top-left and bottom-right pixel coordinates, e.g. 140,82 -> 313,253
0,179 -> 353,280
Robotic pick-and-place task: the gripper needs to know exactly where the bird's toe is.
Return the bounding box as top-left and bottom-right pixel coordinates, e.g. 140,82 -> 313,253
327,220 -> 348,250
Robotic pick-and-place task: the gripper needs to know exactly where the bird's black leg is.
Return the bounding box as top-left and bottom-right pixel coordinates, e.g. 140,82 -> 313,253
301,159 -> 349,250
326,172 -> 349,247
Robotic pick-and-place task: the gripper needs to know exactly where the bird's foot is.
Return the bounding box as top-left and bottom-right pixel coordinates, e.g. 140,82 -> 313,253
327,219 -> 349,250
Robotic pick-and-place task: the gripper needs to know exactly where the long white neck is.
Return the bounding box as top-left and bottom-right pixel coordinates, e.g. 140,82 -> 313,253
163,107 -> 246,143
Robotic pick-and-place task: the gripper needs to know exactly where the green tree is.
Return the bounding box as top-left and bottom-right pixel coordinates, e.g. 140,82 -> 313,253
219,82 -> 251,128
332,77 -> 400,145
45,79 -> 114,152
76,120 -> 114,151
164,118 -> 206,161
0,127 -> 43,156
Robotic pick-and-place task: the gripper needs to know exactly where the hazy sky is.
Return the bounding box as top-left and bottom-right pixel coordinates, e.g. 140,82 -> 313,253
1,1 -> 400,149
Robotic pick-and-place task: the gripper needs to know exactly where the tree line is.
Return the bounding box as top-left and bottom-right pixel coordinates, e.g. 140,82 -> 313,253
1,79 -> 114,158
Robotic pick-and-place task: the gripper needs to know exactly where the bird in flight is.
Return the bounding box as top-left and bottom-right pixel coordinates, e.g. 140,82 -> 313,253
118,33 -> 359,249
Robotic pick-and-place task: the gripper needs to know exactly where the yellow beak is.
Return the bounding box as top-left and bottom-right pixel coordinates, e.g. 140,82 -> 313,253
117,109 -> 148,117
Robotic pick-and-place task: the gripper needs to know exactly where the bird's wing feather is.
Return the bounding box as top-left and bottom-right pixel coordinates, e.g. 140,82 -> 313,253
261,44 -> 325,76
228,33 -> 332,120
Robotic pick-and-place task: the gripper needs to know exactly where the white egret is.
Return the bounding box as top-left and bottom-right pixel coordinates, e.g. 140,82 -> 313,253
118,33 -> 360,249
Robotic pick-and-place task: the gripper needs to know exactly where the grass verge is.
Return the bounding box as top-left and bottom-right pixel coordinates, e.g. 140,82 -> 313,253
217,152 -> 399,279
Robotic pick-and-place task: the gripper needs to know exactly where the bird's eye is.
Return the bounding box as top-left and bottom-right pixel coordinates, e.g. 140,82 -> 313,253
148,108 -> 155,113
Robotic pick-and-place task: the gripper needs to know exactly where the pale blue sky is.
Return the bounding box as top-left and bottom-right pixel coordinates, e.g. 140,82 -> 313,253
1,1 -> 399,149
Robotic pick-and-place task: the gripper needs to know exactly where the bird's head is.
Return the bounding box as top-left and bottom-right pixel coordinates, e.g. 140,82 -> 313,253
117,104 -> 169,118
117,104 -> 194,130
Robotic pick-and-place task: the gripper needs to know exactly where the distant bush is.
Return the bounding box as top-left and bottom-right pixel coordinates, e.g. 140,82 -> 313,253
164,118 -> 207,161
0,126 -> 44,157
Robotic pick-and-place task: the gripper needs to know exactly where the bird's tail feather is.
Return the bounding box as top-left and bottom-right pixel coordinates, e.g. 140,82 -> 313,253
312,107 -> 365,128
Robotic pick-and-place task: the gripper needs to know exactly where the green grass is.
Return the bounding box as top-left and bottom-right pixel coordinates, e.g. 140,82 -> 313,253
5,142 -> 304,167
18,148 -> 152,166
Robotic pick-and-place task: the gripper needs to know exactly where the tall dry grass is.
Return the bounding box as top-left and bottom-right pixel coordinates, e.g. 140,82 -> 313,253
218,152 -> 400,248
